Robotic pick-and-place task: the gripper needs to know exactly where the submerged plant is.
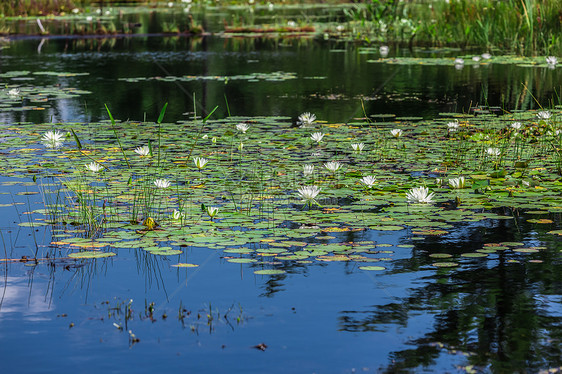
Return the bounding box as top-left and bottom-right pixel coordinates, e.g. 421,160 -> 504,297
406,186 -> 435,204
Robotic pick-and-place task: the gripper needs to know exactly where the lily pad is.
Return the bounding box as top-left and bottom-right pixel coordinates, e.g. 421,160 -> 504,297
254,269 -> 286,275
68,251 -> 116,259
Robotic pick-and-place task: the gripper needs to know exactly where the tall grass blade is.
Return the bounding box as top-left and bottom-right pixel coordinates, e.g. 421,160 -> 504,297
105,104 -> 131,168
156,103 -> 167,168
70,128 -> 82,150
224,94 -> 231,117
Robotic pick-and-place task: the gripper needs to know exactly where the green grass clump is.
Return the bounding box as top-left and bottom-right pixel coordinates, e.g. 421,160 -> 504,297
346,0 -> 562,55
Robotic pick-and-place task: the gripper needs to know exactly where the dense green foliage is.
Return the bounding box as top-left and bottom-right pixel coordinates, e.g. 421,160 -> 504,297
346,0 -> 562,54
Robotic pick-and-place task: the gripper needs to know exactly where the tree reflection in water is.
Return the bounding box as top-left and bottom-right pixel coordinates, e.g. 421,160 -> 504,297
339,212 -> 562,372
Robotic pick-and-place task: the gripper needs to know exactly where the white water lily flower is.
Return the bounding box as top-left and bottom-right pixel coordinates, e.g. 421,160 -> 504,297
42,130 -> 64,144
310,132 -> 325,143
472,56 -> 481,62
390,129 -> 402,137
324,161 -> 342,172
481,53 -> 492,60
448,176 -> 466,189
486,147 -> 501,157
511,122 -> 522,130
85,162 -> 103,173
406,186 -> 435,204
546,56 -> 558,66
236,123 -> 249,133
537,110 -> 552,120
297,185 -> 321,202
42,130 -> 64,148
379,45 -> 389,57
154,179 -> 171,189
447,121 -> 459,132
360,175 -> 376,188
173,210 -> 185,220
134,145 -> 150,156
8,88 -> 20,97
351,143 -> 365,152
206,206 -> 219,219
298,112 -> 316,127
303,164 -> 314,176
454,58 -> 464,65
193,157 -> 209,169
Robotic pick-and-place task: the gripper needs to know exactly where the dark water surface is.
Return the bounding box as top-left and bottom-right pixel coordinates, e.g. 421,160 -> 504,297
1,30 -> 562,373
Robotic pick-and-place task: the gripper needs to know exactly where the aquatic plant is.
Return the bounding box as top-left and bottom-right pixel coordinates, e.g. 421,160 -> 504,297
236,123 -> 249,133
193,157 -> 209,169
298,112 -> 316,127
546,56 -> 558,66
360,175 -> 376,188
537,110 -> 552,121
42,130 -> 64,149
134,146 -> 151,156
351,143 -> 365,152
296,185 -> 321,208
154,179 -> 171,189
85,162 -> 103,173
448,176 -> 466,189
324,161 -> 342,173
390,129 -> 402,138
447,121 -> 460,132
406,186 -> 435,204
303,164 -> 314,176
206,206 -> 219,220
346,0 -> 562,54
310,132 -> 325,143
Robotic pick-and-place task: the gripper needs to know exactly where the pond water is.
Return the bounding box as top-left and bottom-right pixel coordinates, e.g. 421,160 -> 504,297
1,14 -> 562,374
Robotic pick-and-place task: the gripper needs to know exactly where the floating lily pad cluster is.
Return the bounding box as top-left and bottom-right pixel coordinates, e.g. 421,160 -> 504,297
0,70 -> 91,112
0,107 -> 560,272
119,71 -> 298,83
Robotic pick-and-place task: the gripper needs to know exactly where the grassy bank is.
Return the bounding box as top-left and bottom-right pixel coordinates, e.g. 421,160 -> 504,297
345,0 -> 562,55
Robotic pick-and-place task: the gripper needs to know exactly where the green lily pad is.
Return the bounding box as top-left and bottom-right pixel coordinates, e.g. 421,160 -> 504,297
359,266 -> 386,271
68,251 -> 116,259
431,262 -> 459,267
254,269 -> 286,275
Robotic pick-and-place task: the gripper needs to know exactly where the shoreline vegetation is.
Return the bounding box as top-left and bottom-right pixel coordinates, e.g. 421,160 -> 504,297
1,0 -> 562,55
